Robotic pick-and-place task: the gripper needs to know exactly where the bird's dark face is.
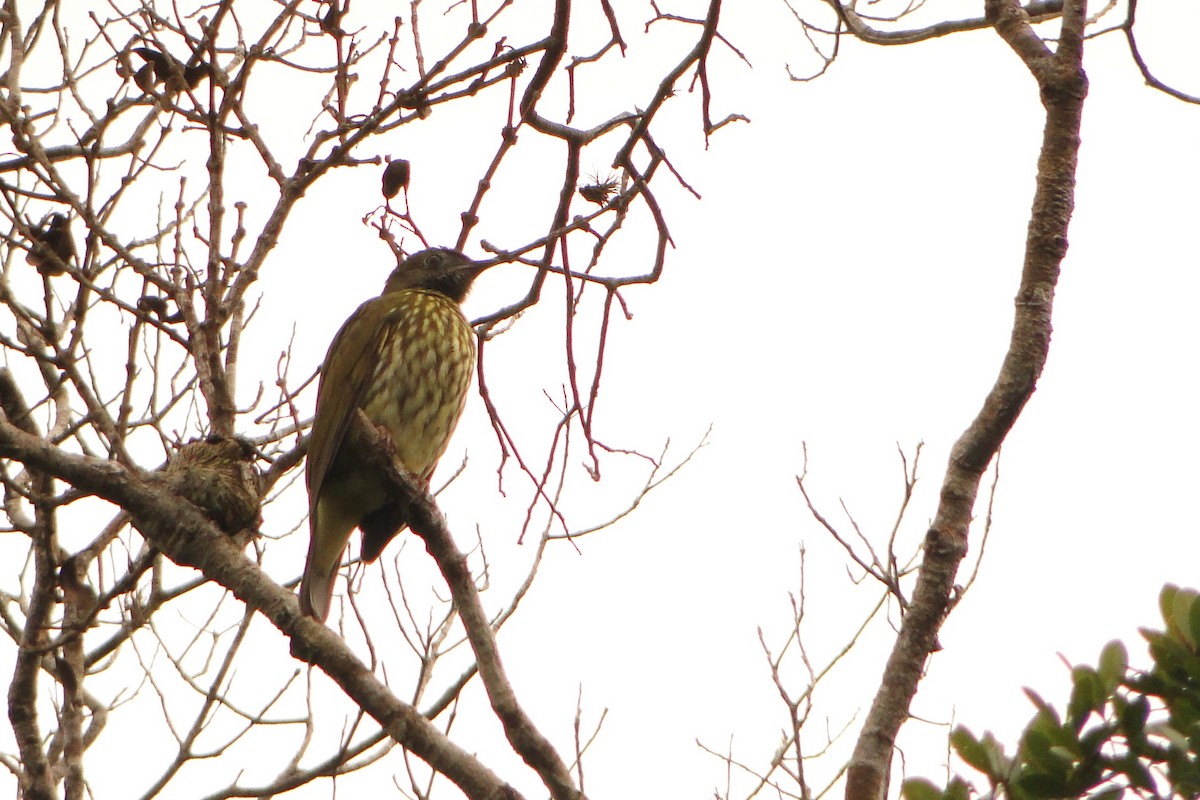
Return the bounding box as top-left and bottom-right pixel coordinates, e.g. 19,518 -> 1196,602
46,213 -> 70,232
382,248 -> 486,303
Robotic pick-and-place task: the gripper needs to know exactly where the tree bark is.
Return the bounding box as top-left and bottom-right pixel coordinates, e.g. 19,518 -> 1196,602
844,3 -> 1089,799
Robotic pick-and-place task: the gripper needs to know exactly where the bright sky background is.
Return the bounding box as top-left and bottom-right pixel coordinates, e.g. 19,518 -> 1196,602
283,5 -> 1199,793
4,2 -> 1200,798
392,6 -> 1200,797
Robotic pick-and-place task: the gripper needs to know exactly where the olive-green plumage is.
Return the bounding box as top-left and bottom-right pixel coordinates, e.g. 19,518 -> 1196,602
300,248 -> 485,622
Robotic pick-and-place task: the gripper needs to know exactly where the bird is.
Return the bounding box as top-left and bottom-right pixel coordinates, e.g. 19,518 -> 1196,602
300,247 -> 488,622
26,213 -> 76,276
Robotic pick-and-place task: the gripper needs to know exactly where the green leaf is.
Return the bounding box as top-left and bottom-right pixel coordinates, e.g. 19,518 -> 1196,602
1021,727 -> 1057,772
981,730 -> 1013,775
1025,706 -> 1078,753
1183,654 -> 1200,688
1116,694 -> 1150,737
1068,667 -> 1104,729
1120,756 -> 1155,791
1147,630 -> 1193,684
1189,597 -> 1200,655
1170,587 -> 1200,649
951,727 -> 993,776
1017,771 -> 1070,798
1098,640 -> 1128,693
1161,584 -> 1180,630
1167,756 -> 1200,797
1138,626 -> 1161,650
1079,724 -> 1114,757
1151,722 -> 1190,752
902,778 -> 945,800
945,776 -> 971,800
1024,688 -> 1062,727
1048,744 -> 1078,765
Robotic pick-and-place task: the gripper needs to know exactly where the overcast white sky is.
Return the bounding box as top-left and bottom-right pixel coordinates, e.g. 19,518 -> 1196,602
413,6 -> 1200,797
286,6 -> 1199,794
4,2 -> 1200,798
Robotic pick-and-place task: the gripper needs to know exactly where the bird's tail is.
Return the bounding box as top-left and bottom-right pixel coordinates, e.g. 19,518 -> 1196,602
299,505 -> 355,622
298,562 -> 336,622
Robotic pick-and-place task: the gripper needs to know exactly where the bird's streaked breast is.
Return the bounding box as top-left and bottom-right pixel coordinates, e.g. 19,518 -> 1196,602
363,289 -> 475,478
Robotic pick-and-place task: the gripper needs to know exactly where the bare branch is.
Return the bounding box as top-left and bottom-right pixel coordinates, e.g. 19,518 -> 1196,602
844,3 -> 1090,799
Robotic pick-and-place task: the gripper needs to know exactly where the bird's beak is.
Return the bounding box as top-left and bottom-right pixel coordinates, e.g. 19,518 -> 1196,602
461,258 -> 495,279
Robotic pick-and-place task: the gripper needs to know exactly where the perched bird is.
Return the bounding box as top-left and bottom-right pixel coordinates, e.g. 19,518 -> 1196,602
165,435 -> 262,543
300,248 -> 488,621
26,213 -> 76,276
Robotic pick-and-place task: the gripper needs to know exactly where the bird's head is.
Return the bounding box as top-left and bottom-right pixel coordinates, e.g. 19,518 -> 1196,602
382,247 -> 488,303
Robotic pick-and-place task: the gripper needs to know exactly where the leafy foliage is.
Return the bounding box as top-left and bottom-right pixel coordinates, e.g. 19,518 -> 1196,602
905,585 -> 1200,800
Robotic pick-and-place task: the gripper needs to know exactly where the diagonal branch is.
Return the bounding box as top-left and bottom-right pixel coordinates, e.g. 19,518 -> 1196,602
351,412 -> 583,800
0,411 -> 524,800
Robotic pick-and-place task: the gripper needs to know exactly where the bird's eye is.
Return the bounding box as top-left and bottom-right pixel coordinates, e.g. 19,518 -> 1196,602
425,253 -> 443,269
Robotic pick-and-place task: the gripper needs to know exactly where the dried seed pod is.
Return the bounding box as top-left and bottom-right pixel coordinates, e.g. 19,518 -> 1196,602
320,0 -> 344,36
131,47 -> 211,93
26,213 -> 76,276
578,178 -> 620,205
382,159 -> 411,200
165,435 -> 263,541
136,296 -> 186,323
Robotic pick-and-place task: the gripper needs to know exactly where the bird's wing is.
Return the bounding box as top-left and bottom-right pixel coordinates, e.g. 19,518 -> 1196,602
305,296 -> 403,516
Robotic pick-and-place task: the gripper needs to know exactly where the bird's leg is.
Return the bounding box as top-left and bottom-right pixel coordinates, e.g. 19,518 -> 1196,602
351,410 -> 424,496
353,408 -> 399,458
